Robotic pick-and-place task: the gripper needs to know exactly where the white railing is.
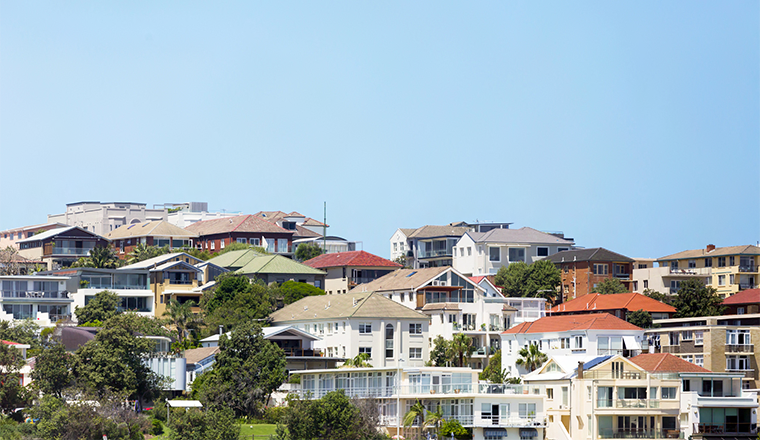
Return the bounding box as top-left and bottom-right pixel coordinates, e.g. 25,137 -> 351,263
289,383 -> 545,399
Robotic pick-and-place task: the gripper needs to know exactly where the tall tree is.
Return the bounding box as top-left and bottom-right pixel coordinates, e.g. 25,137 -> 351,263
75,290 -> 120,324
201,274 -> 274,333
627,309 -> 653,328
341,352 -> 373,368
403,400 -> 426,428
279,280 -> 325,305
31,342 -> 74,398
73,246 -> 120,269
643,288 -> 674,305
0,342 -> 31,413
295,242 -> 324,262
515,344 -> 547,373
479,349 -> 504,383
591,278 -> 628,294
284,391 -> 384,440
450,333 -> 475,367
127,243 -> 168,264
495,262 -> 530,297
163,299 -> 198,346
526,259 -> 561,303
429,335 -> 452,367
673,278 -> 725,318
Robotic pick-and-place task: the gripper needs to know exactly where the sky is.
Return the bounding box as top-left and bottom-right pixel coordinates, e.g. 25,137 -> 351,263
1,2 -> 758,259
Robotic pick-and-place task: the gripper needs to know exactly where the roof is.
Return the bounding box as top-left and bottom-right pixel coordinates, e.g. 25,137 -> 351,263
398,228 -> 416,237
106,220 -> 197,240
303,251 -> 402,269
15,226 -> 108,243
349,267 -> 463,293
167,400 -> 202,408
119,252 -> 203,270
503,313 -> 642,334
185,214 -> 290,236
253,211 -> 328,228
207,250 -> 325,276
270,291 -> 428,322
183,346 -> 219,365
659,244 -> 760,261
629,353 -> 711,373
523,354 -> 603,380
547,247 -> 634,264
407,225 -> 472,239
550,292 -> 675,314
465,227 -> 575,245
723,289 -> 760,305
0,222 -> 69,233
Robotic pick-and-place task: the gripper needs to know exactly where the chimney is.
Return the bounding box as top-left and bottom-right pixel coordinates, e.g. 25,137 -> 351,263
706,244 -> 716,252
577,361 -> 585,379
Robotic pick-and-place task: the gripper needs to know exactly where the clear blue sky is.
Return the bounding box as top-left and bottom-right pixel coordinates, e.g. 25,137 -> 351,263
1,2 -> 758,259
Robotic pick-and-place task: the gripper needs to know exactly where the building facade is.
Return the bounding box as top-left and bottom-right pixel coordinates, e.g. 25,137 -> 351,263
0,275 -> 73,325
106,220 -> 197,258
48,201 -> 167,236
16,226 -> 111,269
302,250 -> 401,295
547,248 -> 635,302
185,215 -> 295,256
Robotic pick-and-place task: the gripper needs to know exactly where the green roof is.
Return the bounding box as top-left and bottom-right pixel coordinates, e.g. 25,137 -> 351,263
207,250 -> 325,276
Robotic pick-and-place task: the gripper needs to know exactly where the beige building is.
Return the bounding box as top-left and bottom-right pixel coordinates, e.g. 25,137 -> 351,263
48,201 -> 167,236
302,250 -> 401,295
0,222 -> 68,249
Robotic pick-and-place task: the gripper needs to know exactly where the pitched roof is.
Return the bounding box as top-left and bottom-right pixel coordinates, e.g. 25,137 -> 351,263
723,289 -> 760,305
303,251 -> 402,269
185,215 -> 290,236
659,245 -> 760,261
349,267 -> 477,293
184,346 -> 220,365
207,250 -> 325,276
118,252 -> 203,270
502,313 -> 642,334
270,291 -> 428,322
15,226 -> 108,243
546,248 -> 634,264
465,227 -> 575,245
629,353 -> 711,373
550,292 -> 675,314
407,225 -> 472,239
106,220 -> 197,240
398,228 -> 417,237
253,211 -> 328,228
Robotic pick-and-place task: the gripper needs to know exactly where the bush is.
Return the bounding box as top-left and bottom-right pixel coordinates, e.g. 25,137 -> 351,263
151,418 -> 164,435
263,406 -> 288,424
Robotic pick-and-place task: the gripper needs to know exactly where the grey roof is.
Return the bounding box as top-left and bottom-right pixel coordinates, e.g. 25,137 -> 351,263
659,245 -> 760,261
350,267 -> 448,292
119,252 -> 203,270
407,225 -> 472,239
465,227 -> 575,245
152,260 -> 201,273
16,226 -> 108,243
547,248 -> 634,264
270,291 -> 428,322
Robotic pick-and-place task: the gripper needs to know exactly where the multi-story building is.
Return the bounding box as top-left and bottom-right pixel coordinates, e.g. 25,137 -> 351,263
453,228 -> 574,277
252,211 -> 328,242
501,314 -> 645,376
185,214 -> 295,256
0,274 -> 73,325
48,201 -> 168,236
269,291 -> 430,369
206,249 -> 326,288
656,244 -> 760,298
351,266 -> 514,370
288,365 -> 547,440
0,222 -> 68,249
549,292 -> 675,320
546,248 -> 635,301
16,226 -> 111,269
162,202 -> 240,228
302,250 -> 401,295
106,220 -> 198,258
646,313 -> 760,390
292,236 -> 360,255
722,288 -> 760,315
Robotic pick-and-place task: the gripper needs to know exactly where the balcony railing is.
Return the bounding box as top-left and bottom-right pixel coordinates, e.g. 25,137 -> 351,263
50,247 -> 93,256
726,369 -> 756,379
695,423 -> 756,434
477,415 -> 546,427
596,399 -> 679,409
726,344 -> 754,353
668,267 -> 711,276
739,266 -> 758,273
739,283 -> 756,290
582,370 -> 680,380
50,313 -> 72,322
1,290 -> 70,300
599,429 -> 676,439
290,383 -> 545,400
280,348 -> 322,357
165,279 -> 193,285
418,249 -> 453,258
661,345 -> 680,354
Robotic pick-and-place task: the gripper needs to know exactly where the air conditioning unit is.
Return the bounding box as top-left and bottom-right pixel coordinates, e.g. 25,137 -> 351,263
439,281 -> 448,286
432,281 -> 441,286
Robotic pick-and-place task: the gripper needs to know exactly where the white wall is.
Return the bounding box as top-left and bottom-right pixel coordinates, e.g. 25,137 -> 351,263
389,229 -> 409,261
454,237 -> 572,277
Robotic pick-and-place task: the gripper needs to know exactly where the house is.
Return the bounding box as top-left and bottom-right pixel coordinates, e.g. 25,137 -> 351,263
185,214 -> 294,256
722,289 -> 760,315
302,251 -> 401,295
454,228 -> 574,277
0,275 -> 73,325
292,236 -> 360,255
288,365 -> 547,440
48,201 -> 168,236
0,222 -> 68,249
184,346 -> 220,390
549,292 -> 675,320
393,223 -> 479,269
206,249 -> 326,288
656,244 -> 760,298
389,228 -> 416,263
501,313 -> 645,376
163,202 -> 240,228
546,248 -> 635,302
351,266 -> 514,370
16,226 -> 111,270
645,313 -> 760,389
269,292 -> 430,369
252,211 -> 328,241
106,220 -> 197,258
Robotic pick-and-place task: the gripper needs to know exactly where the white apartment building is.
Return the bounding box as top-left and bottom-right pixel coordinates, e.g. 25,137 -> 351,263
453,228 -> 574,277
48,201 -> 167,236
501,314 -> 646,376
288,366 -> 547,440
0,275 -> 73,326
269,292 -> 430,369
61,268 -> 154,318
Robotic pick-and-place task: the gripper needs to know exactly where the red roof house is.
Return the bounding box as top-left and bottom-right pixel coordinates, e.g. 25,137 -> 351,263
549,292 -> 675,320
722,289 -> 760,315
303,251 -> 401,295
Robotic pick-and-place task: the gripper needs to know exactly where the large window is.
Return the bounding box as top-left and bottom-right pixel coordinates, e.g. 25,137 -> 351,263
727,330 -> 751,345
537,247 -> 549,257
385,324 -> 394,358
489,247 -> 500,262
508,248 -> 525,263
726,355 -> 750,371
409,347 -> 422,359
594,264 -> 609,275
359,323 -> 372,334
409,323 -> 422,335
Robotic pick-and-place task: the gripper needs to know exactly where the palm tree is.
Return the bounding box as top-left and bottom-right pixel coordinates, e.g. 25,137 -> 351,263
88,246 -> 118,269
403,400 -> 426,428
450,333 -> 475,367
341,352 -> 373,368
423,407 -> 445,438
163,299 -> 197,346
515,344 -> 548,372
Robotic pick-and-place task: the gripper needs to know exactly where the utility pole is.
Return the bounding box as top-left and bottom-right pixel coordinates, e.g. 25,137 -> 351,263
323,202 -> 327,253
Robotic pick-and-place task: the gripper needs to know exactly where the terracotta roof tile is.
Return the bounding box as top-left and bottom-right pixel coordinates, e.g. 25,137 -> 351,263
303,251 -> 402,269
659,245 -> 760,261
723,289 -> 760,305
629,353 -> 711,373
502,313 -> 642,334
550,293 -> 675,314
185,215 -> 289,235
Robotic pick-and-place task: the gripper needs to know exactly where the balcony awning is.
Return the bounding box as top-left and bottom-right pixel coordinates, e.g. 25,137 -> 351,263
519,428 -> 538,439
484,428 -> 508,438
623,335 -> 641,351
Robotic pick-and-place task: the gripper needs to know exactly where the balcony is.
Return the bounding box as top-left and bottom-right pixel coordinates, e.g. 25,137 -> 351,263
726,369 -> 756,379
695,423 -> 756,435
739,283 -> 756,290
280,348 -> 322,357
726,344 -> 754,354
739,266 -> 758,273
418,249 -> 453,259
661,345 -> 680,354
614,273 -> 631,280
476,415 -> 546,428
599,429 -> 678,439
1,290 -> 71,300
596,399 -> 679,410
49,247 -> 93,256
667,267 -> 712,276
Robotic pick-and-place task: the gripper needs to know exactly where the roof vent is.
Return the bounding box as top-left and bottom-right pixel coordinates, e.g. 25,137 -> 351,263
304,306 -> 308,311
353,297 -> 357,307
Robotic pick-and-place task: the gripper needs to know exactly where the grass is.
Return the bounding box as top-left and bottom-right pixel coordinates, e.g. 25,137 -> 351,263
238,423 -> 277,438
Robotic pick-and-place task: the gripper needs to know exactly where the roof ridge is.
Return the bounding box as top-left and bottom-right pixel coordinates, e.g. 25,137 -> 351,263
653,354 -> 667,371
231,215 -> 252,232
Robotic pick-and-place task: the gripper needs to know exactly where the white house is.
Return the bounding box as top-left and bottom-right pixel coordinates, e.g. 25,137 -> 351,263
453,227 -> 574,277
0,275 -> 74,326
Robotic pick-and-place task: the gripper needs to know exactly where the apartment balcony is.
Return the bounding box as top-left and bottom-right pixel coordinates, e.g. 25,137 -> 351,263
418,249 -> 453,259
46,246 -> 94,256
694,423 -> 756,435
726,344 -> 754,354
666,267 -> 712,276
739,266 -> 758,273
596,399 -> 679,410
0,290 -> 72,301
599,429 -> 679,439
476,415 -> 546,428
280,348 -> 322,357
739,283 -> 756,290
726,369 -> 756,379
614,273 -> 631,280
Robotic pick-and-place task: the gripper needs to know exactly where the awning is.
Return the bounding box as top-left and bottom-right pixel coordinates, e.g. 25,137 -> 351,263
623,335 -> 641,351
519,428 -> 538,439
484,428 -> 508,438
166,400 -> 202,408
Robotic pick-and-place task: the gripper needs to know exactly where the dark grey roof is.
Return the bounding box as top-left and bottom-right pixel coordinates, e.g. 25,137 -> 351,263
466,227 -> 575,245
547,248 -> 634,264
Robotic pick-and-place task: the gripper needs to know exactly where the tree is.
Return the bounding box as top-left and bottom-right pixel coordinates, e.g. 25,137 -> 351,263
0,319 -> 41,351
393,255 -> 411,269
402,400 -> 426,428
495,261 -> 561,304
217,242 -> 267,256
479,349 -> 503,383
295,242 -> 323,262
440,419 -> 469,439
424,407 -> 445,438
0,247 -> 22,275
168,407 -> 239,440
429,335 -> 452,367
284,391 -> 384,440
450,333 -> 475,367
627,309 -> 653,328
0,342 -> 31,413
31,342 -> 74,398
341,352 -> 372,368
279,281 -> 325,305
644,288 -> 674,305
163,299 -> 198,347
75,290 -> 120,324
127,243 -> 168,264
591,278 -> 628,294
201,274 -> 274,334
515,344 -> 547,373
72,246 -> 120,269
673,278 -> 725,318
495,262 -> 530,297
197,322 -> 286,417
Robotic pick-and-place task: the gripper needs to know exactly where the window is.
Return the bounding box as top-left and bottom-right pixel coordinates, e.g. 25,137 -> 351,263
220,239 -> 225,249
688,259 -> 696,268
730,256 -> 735,266
342,322 -> 346,333
670,261 -> 678,270
682,331 -> 693,341
695,331 -> 704,345
593,264 -> 609,275
643,280 -> 648,289
210,241 -> 215,250
318,323 -> 324,335
718,275 -> 726,286
718,257 -> 726,267
726,355 -> 750,370
560,338 -> 570,349
705,257 -> 712,267
562,387 -> 569,407
393,243 -> 398,252
327,323 -> 333,334
409,323 -> 422,335
359,323 -> 372,334
661,387 -> 677,399
489,247 -> 500,262
409,347 -> 422,359
695,355 -> 704,367
385,324 -> 394,358
574,335 -> 584,349
547,388 -> 554,399
537,247 -> 549,257
587,386 -> 592,401
236,238 -> 247,244
738,307 -> 745,314
453,248 -> 457,257
726,330 -> 751,345
359,347 -> 372,355
508,248 -> 525,263
467,247 -> 472,256
730,274 -> 735,285
558,248 -> 569,252
518,403 -> 536,419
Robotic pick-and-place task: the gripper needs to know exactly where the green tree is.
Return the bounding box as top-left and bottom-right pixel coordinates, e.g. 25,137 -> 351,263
163,299 -> 198,346
450,333 -> 475,367
197,322 -> 286,417
280,281 -> 325,305
424,407 -> 445,438
402,400 -> 426,428
0,319 -> 41,351
643,288 -> 674,305
72,245 -> 120,269
75,290 -> 120,324
495,262 -> 530,297
31,342 -> 74,398
526,259 -> 561,303
429,335 -> 452,367
515,344 -> 547,373
479,349 -> 503,383
0,342 -> 31,413
341,352 -> 373,368
127,243 -> 168,264
440,419 -> 469,439
295,242 -> 324,262
393,255 -> 410,269
168,407 -> 239,440
217,242 -> 267,256
591,278 -> 628,294
284,391 -> 383,440
201,274 -> 274,334
627,309 -> 653,328
673,278 -> 725,318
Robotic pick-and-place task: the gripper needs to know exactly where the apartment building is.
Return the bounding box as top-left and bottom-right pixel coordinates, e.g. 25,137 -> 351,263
0,222 -> 68,249
302,250 -> 401,294
185,214 -> 295,256
547,248 -> 635,302
549,292 -> 675,320
163,202 -> 239,228
48,201 -> 167,236
288,366 -> 546,440
453,228 -> 574,277
269,292 -> 430,369
0,275 -> 73,325
646,313 -> 760,390
16,226 -> 110,269
106,220 -> 197,258
501,314 -> 645,376
656,244 -> 760,298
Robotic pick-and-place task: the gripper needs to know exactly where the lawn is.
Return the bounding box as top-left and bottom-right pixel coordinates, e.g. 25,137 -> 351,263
238,423 -> 278,438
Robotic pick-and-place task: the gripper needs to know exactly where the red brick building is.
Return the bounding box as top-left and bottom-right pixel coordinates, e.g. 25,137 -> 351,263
547,247 -> 635,302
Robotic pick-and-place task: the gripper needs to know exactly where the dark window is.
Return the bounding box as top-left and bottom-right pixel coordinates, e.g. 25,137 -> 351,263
537,247 -> 549,257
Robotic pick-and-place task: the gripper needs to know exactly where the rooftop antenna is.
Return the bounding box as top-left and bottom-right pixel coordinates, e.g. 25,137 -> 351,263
323,202 -> 327,253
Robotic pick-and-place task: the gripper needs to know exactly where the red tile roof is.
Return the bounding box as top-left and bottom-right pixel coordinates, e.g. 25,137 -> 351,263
303,251 -> 402,269
550,293 -> 675,314
502,313 -> 642,334
629,353 -> 711,373
1,340 -> 21,346
723,289 -> 760,305
185,215 -> 290,235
